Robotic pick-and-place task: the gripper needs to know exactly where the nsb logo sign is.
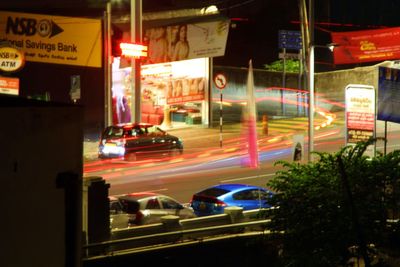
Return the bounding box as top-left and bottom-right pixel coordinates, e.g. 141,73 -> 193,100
6,16 -> 64,38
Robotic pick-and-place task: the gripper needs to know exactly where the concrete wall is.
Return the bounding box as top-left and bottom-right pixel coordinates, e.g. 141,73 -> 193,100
212,61 -> 394,124
315,62 -> 392,103
0,96 -> 83,267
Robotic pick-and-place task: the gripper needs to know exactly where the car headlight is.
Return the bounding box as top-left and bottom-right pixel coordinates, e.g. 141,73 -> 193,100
116,140 -> 124,146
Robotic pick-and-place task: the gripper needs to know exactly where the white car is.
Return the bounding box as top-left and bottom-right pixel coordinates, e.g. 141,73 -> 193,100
109,192 -> 196,229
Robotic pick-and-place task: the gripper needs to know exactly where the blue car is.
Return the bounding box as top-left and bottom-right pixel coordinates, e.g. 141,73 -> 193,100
190,184 -> 274,216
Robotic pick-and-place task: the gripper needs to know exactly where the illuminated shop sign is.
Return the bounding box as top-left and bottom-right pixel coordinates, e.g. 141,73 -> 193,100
120,42 -> 147,58
141,58 -> 208,105
0,46 -> 25,72
111,57 -> 208,124
332,27 -> 400,64
0,76 -> 19,95
345,84 -> 375,156
0,11 -> 102,67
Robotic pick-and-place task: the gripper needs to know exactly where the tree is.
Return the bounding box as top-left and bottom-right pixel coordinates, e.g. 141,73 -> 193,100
265,140 -> 400,267
263,59 -> 300,73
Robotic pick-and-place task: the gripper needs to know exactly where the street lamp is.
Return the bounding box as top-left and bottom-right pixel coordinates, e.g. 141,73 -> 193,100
130,0 -> 142,123
307,0 -> 336,161
308,41 -> 337,161
308,0 -> 315,162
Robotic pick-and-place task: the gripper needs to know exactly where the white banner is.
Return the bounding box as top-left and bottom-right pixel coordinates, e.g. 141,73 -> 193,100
142,19 -> 230,65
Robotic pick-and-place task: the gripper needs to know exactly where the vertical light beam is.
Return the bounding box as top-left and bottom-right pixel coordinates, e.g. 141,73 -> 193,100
245,60 -> 259,168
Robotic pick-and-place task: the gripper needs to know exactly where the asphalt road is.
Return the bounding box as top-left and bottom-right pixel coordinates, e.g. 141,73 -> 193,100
83,115 -> 400,203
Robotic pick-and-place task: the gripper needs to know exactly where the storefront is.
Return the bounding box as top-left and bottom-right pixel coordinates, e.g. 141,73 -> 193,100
111,18 -> 229,128
111,57 -> 209,127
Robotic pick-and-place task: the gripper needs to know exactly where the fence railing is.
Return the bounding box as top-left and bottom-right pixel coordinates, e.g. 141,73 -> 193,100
83,206 -> 273,259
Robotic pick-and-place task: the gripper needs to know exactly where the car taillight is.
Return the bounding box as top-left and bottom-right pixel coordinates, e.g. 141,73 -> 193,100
215,199 -> 227,207
128,210 -> 144,226
135,210 -> 144,224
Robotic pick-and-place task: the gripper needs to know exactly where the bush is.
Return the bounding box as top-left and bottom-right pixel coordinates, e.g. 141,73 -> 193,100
265,140 -> 400,267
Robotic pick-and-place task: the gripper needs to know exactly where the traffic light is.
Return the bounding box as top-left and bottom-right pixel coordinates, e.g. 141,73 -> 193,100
111,26 -> 123,57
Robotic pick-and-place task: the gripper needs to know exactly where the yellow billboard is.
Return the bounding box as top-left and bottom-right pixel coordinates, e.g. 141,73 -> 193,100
0,11 -> 102,68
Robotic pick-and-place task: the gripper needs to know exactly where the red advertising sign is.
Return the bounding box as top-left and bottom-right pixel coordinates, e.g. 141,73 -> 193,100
0,76 -> 19,95
332,27 -> 400,65
120,43 -> 148,58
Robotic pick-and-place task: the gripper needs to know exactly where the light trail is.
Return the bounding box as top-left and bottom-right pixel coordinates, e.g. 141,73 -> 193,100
220,173 -> 276,183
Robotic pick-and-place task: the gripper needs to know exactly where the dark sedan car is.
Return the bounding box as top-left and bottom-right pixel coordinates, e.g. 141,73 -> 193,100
98,123 -> 183,159
190,183 -> 274,217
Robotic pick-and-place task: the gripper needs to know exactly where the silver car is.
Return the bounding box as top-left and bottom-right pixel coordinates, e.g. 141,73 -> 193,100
109,192 -> 196,229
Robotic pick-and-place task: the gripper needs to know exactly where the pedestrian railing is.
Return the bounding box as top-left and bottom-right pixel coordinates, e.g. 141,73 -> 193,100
83,206 -> 273,260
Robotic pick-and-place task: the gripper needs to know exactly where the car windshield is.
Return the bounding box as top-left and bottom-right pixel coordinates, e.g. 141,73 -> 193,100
198,188 -> 229,197
146,126 -> 165,135
104,126 -> 124,138
102,125 -> 165,138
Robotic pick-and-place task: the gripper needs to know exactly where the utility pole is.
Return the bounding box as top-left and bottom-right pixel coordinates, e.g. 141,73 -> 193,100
131,0 -> 142,123
308,0 -> 315,162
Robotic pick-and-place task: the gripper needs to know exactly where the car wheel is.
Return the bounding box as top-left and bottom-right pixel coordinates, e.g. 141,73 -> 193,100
125,153 -> 137,161
167,148 -> 179,157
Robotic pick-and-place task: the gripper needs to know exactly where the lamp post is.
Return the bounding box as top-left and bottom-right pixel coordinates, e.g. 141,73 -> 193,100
308,0 -> 315,162
130,0 -> 142,123
308,41 -> 336,162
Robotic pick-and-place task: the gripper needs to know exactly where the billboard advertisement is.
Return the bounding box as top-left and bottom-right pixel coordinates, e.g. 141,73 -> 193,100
141,19 -> 230,65
331,27 -> 400,65
377,67 -> 400,123
111,57 -> 208,124
141,58 -> 208,105
345,84 -> 375,156
0,11 -> 102,67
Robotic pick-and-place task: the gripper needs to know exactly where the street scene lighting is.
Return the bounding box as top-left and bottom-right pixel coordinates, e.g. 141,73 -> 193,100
3,0 -> 400,266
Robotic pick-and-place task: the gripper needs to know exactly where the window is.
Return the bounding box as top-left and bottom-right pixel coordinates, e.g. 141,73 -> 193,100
160,197 -> 180,209
147,126 -> 165,136
109,200 -> 123,214
259,190 -> 272,200
233,190 -> 252,200
199,188 -> 229,198
105,127 -> 123,137
133,126 -> 145,136
233,189 -> 267,200
146,198 -> 161,209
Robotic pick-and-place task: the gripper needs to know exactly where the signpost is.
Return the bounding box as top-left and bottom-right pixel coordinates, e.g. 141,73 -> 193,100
214,73 -> 227,147
278,30 -> 302,50
278,30 -> 302,116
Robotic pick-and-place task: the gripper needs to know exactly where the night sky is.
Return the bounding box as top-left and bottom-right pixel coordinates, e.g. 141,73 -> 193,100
2,0 -> 400,69
209,0 -> 400,69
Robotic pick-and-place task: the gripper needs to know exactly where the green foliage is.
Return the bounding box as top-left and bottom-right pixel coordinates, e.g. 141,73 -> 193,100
263,59 -> 300,73
266,140 -> 400,267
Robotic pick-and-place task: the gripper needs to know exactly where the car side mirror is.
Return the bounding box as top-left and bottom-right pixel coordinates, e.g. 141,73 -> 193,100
156,127 -> 167,135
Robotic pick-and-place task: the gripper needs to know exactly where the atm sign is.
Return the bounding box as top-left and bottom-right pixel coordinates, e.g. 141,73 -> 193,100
0,47 -> 25,72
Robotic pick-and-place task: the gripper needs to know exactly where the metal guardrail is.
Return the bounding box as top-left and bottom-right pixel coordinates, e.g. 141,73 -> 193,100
83,207 -> 273,259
